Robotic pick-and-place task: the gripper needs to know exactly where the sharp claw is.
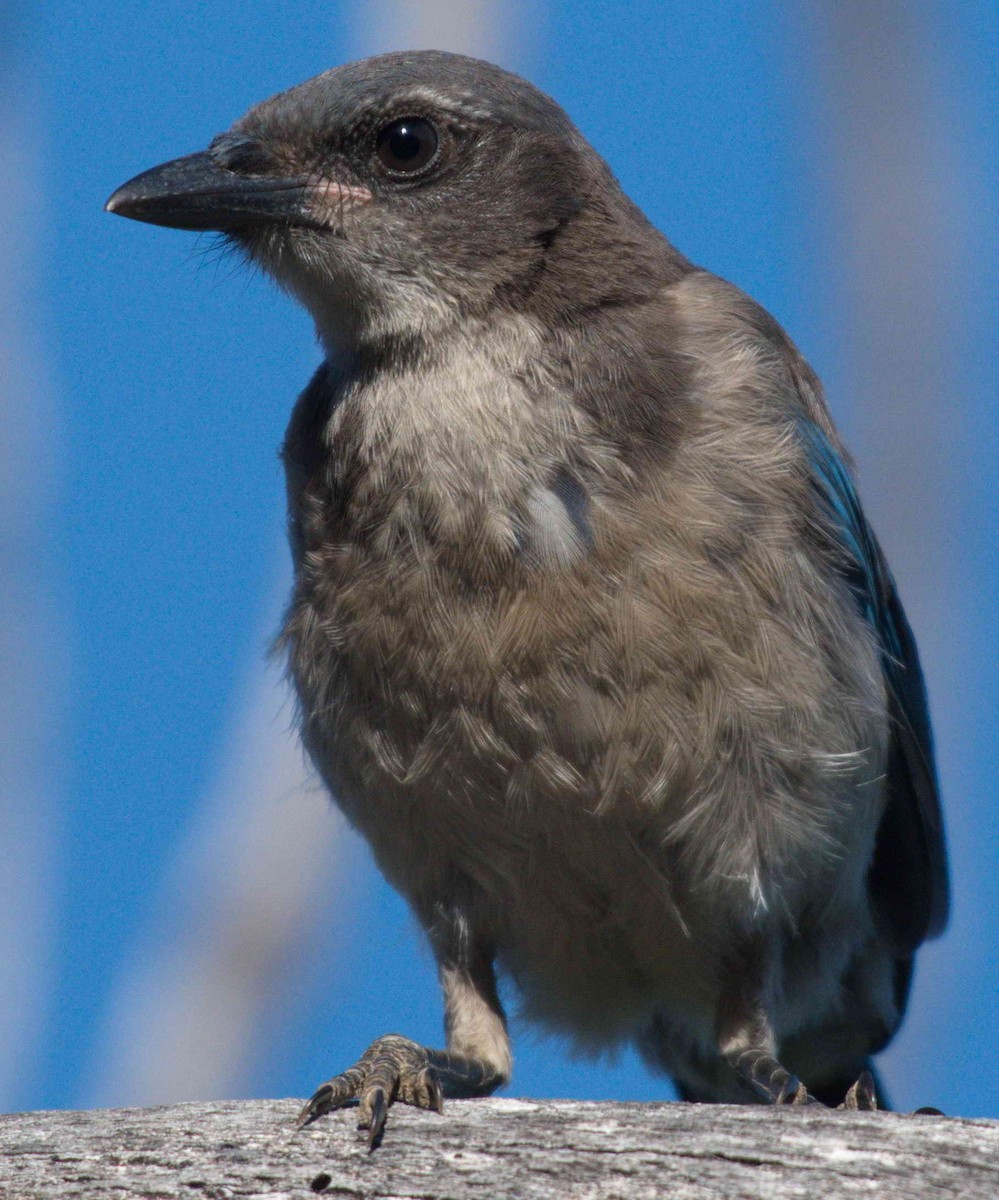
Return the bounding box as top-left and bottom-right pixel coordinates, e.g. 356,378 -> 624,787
358,1083 -> 386,1130
298,1075 -> 360,1127
772,1069 -> 802,1105
841,1069 -> 878,1111
428,1073 -> 445,1115
857,1069 -> 877,1111
366,1088 -> 388,1152
414,1069 -> 439,1113
297,1084 -> 330,1128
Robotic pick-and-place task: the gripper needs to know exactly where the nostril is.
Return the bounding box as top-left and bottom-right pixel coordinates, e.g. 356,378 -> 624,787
209,132 -> 277,175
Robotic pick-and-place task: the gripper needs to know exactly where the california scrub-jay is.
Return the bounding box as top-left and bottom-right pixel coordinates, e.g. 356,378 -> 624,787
107,50 -> 948,1147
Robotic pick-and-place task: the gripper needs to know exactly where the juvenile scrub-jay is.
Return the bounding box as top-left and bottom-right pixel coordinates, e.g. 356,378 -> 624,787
107,50 -> 948,1147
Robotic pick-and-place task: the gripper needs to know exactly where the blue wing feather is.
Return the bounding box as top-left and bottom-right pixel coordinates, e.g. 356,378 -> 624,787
797,420 -> 949,953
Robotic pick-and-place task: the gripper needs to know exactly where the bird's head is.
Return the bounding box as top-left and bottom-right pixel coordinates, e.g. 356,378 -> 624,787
106,51 -> 679,350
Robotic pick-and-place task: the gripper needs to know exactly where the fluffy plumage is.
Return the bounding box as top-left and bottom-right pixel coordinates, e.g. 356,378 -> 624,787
107,49 -> 948,1138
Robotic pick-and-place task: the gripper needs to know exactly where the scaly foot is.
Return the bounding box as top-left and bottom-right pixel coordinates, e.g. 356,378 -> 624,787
298,1034 -> 443,1150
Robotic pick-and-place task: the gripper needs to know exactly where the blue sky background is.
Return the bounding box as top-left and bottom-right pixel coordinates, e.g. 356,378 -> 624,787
3,0 -> 998,1120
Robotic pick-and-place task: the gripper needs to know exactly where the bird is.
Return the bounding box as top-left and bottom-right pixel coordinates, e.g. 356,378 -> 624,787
106,49 -> 948,1148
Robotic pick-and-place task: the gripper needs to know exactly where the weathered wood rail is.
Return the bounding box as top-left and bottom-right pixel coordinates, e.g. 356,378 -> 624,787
2,1096 -> 996,1199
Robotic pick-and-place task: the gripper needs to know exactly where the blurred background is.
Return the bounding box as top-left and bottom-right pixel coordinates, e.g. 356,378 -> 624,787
2,0 -> 997,1118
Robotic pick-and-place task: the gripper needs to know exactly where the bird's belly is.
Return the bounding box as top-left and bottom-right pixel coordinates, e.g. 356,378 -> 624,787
483,811 -> 724,1049
287,537 -> 885,1048
340,704 -> 724,1048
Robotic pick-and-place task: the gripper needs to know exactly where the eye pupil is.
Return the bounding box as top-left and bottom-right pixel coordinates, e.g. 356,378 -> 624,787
376,117 -> 439,174
389,127 -> 421,161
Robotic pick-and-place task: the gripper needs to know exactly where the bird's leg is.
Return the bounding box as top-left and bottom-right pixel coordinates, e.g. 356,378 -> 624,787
718,1003 -> 817,1106
297,939 -> 510,1148
720,1009 -> 879,1110
716,940 -> 877,1110
716,937 -> 816,1107
438,956 -> 513,1097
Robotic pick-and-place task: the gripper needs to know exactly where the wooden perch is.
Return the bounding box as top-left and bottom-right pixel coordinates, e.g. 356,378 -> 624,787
2,1096 -> 997,1199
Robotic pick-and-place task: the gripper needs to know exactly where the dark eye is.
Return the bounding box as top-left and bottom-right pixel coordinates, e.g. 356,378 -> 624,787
375,117 -> 439,175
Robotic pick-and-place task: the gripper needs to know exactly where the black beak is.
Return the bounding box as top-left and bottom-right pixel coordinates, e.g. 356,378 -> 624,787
105,150 -> 314,232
